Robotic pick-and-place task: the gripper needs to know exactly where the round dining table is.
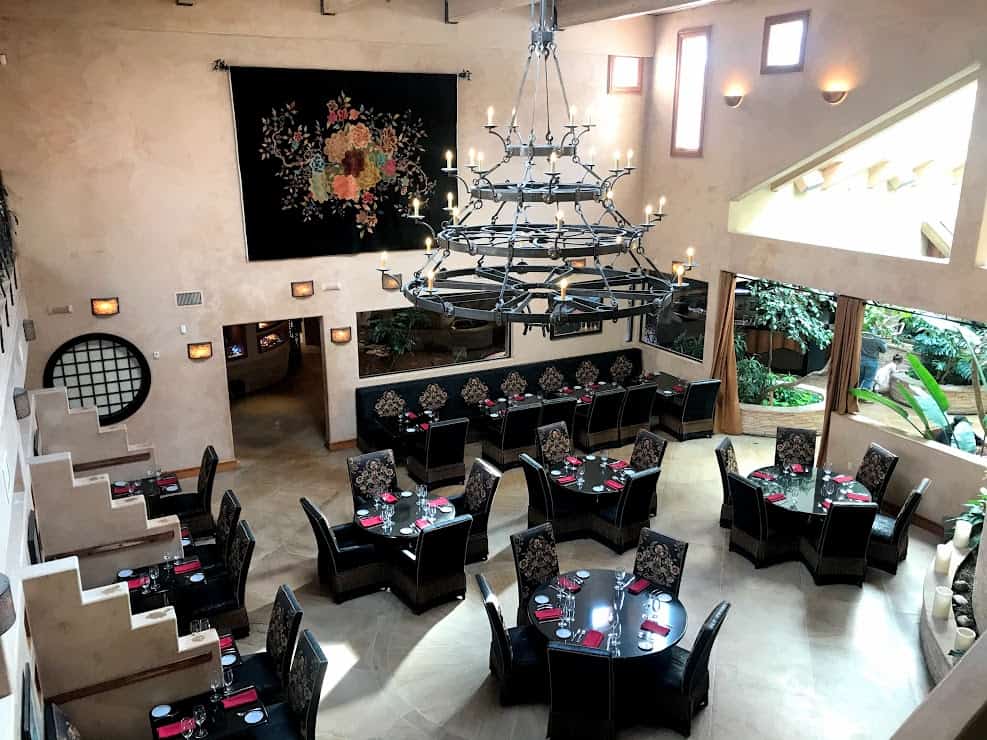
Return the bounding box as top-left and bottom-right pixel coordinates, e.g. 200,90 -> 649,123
546,455 -> 634,499
527,569 -> 687,658
353,492 -> 457,541
748,466 -> 873,516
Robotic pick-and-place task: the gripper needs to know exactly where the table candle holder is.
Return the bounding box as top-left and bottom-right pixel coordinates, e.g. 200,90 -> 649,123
954,626 -> 977,654
933,586 -> 953,619
954,520 -> 973,549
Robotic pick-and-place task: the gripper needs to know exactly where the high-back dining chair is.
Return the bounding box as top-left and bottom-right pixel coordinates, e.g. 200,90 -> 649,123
449,459 -> 504,563
575,387 -> 626,451
868,478 -> 929,574
406,417 -> 470,488
547,642 -> 615,740
618,382 -> 658,444
800,501 -> 878,586
510,522 -> 560,626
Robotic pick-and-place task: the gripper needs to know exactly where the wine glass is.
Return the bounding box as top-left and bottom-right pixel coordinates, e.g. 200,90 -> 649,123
223,667 -> 234,694
149,566 -> 159,590
193,705 -> 207,738
210,675 -> 223,703
162,552 -> 173,576
181,718 -> 195,739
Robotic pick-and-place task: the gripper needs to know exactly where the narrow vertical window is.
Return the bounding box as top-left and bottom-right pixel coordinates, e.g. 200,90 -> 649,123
761,10 -> 809,74
671,27 -> 711,157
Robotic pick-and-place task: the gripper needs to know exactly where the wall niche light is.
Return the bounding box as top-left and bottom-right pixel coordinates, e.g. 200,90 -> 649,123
381,272 -> 402,291
90,297 -> 120,316
187,341 -> 213,360
821,84 -> 849,105
724,85 -> 746,108
291,280 -> 315,298
330,326 -> 352,344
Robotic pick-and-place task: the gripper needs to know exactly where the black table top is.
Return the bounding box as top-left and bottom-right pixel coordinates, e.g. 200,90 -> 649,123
117,558 -> 210,615
637,372 -> 686,396
353,492 -> 457,540
546,454 -> 633,498
111,474 -> 182,500
527,569 -> 687,659
149,685 -> 269,738
748,465 -> 873,516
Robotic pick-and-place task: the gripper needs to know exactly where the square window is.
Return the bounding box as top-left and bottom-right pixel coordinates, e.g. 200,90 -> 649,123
608,55 -> 644,94
762,11 -> 809,73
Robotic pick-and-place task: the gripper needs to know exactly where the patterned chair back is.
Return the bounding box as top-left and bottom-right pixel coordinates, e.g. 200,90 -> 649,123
633,528 -> 688,597
540,396 -> 577,433
727,473 -> 766,542
228,520 -> 256,608
575,361 -> 600,386
197,445 -> 219,513
476,573 -> 514,670
346,450 -> 399,506
893,478 -> 929,543
267,584 -> 304,688
374,389 -> 406,418
855,442 -> 899,506
683,601 -> 731,693
510,522 -> 560,609
501,371 -> 528,397
536,422 -> 572,467
774,427 -> 816,469
460,377 -> 489,406
630,430 -> 667,470
538,366 -> 565,394
287,629 -> 328,740
519,454 -> 553,519
418,383 -> 449,412
463,459 -> 503,518
609,354 -> 635,384
215,490 -> 242,564
817,502 -> 878,558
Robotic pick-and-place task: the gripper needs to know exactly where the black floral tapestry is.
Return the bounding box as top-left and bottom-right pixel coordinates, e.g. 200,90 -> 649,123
230,66 -> 457,260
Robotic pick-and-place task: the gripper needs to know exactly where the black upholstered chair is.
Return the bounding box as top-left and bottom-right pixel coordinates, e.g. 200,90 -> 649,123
476,573 -> 548,705
547,642 -> 615,740
407,417 -> 469,488
536,421 -> 573,468
299,497 -> 386,602
27,510 -> 42,565
593,467 -> 661,553
391,514 -> 473,613
714,438 -> 738,528
855,442 -> 899,508
510,522 -> 560,626
574,387 -> 626,451
449,459 -> 503,563
181,520 -> 254,637
540,396 -> 578,434
800,502 -> 878,586
195,489 -> 241,570
773,427 -> 816,469
519,453 -> 554,528
633,528 -> 688,597
646,601 -> 730,737
148,445 -> 219,536
245,629 -> 327,740
868,478 -> 928,574
483,403 -> 541,469
346,449 -> 399,508
234,584 -> 303,702
727,473 -> 797,568
659,380 -> 720,441
618,382 -> 658,444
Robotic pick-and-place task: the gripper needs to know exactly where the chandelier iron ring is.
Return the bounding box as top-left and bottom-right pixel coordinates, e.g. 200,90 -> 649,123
437,223 -> 641,259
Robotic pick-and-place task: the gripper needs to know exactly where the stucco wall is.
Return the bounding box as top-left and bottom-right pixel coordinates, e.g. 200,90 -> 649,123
0,0 -> 655,469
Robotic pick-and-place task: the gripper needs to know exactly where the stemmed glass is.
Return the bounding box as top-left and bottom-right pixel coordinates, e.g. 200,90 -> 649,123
181,718 -> 195,739
223,667 -> 234,695
210,675 -> 223,703
162,552 -> 173,578
149,566 -> 159,591
599,449 -> 609,470
193,705 -> 207,738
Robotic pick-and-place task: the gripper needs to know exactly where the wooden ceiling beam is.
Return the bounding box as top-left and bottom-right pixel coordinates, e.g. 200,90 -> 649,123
557,0 -> 729,27
444,0 -> 532,23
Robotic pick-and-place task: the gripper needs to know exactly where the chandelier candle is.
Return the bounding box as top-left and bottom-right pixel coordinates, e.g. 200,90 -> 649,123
486,106 -> 494,127
445,150 -> 453,170
412,198 -> 420,218
658,195 -> 667,215
425,237 -> 433,254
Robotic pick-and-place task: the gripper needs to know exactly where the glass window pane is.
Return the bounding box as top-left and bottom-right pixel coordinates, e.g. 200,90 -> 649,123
673,31 -> 709,154
611,57 -> 640,89
766,19 -> 805,68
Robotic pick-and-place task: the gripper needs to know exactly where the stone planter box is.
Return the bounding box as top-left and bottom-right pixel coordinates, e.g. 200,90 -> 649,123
890,372 -> 979,415
740,385 -> 826,437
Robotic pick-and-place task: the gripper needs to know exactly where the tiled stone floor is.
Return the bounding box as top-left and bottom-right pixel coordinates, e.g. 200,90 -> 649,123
217,359 -> 933,739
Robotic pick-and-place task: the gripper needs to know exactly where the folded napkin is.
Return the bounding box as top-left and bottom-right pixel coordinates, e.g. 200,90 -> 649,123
406,411 -> 418,420
415,518 -> 430,530
604,479 -> 624,491
791,463 -> 806,473
219,635 -> 234,650
557,475 -> 576,485
112,485 -> 133,494
514,394 -> 525,401
590,383 -> 600,389
821,499 -> 832,510
359,515 -> 383,528
582,630 -> 605,648
641,619 -> 670,636
627,577 -> 650,595
565,455 -> 582,466
174,559 -> 201,575
381,493 -> 398,504
609,460 -> 628,471
557,576 -> 581,592
833,475 -> 854,484
846,492 -> 871,502
181,527 -> 190,539
419,422 -> 430,431
579,395 -> 593,403
535,608 -> 562,622
751,471 -> 777,481
157,475 -> 178,486
156,718 -> 190,739
222,687 -> 259,710
484,399 -> 496,407
561,386 -> 572,393
765,493 -> 786,503
672,384 -> 685,392
128,576 -> 149,591
430,497 -> 450,507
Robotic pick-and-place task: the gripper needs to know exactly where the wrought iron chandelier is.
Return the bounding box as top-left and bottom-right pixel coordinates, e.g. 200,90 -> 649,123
381,0 -> 692,331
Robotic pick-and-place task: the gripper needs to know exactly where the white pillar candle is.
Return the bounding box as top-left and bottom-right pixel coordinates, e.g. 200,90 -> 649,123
626,149 -> 634,167
954,520 -> 973,549
468,148 -> 476,167
935,544 -> 952,575
587,147 -> 596,166
412,197 -> 420,218
445,150 -> 453,169
955,627 -> 977,653
477,151 -> 485,168
658,195 -> 666,215
487,106 -> 494,126
933,586 -> 953,619
613,150 -> 621,170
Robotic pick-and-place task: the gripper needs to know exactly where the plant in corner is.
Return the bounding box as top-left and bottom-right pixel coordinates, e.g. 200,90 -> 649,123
944,488 -> 987,547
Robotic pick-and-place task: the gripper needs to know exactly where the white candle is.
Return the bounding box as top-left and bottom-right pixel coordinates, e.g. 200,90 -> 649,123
510,108 -> 517,128
452,206 -> 460,224
606,189 -> 614,202
477,151 -> 485,168
555,209 -> 565,229
686,246 -> 696,266
627,149 -> 634,167
445,150 -> 453,169
613,150 -> 621,169
380,252 -> 388,269
427,270 -> 435,291
588,147 -> 596,166
468,148 -> 476,167
487,106 -> 494,126
954,520 -> 973,549
586,106 -> 594,126
955,627 -> 977,653
550,152 -> 558,173
569,105 -> 577,125
658,195 -> 667,215
424,237 -> 433,254
935,544 -> 952,575
933,586 -> 953,619
447,192 -> 454,211
412,197 -> 420,218
675,263 -> 686,286
559,279 -> 568,300
645,204 -> 653,220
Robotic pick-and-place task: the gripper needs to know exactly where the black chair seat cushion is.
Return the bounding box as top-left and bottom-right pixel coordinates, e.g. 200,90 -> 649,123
235,652 -> 283,702
871,513 -> 896,542
234,702 -> 301,739
508,625 -> 544,669
331,524 -> 380,571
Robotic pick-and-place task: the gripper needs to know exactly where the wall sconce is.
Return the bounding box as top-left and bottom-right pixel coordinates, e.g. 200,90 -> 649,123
569,258 -> 587,269
821,86 -> 849,105
90,297 -> 120,316
381,272 -> 402,291
330,326 -> 352,344
291,280 -> 315,298
187,341 -> 213,360
12,388 -> 29,420
22,319 -> 36,342
724,86 -> 746,108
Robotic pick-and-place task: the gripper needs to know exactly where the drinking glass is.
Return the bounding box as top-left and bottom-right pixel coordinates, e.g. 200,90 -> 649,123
149,566 -> 159,590
193,705 -> 207,738
162,552 -> 173,576
181,718 -> 195,739
223,667 -> 234,694
210,676 -> 223,703
600,450 -> 609,469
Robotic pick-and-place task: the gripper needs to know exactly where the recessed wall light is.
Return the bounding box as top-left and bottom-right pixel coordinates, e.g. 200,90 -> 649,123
187,341 -> 213,360
381,272 -> 402,291
90,297 -> 120,316
330,326 -> 352,344
291,280 -> 315,298
821,87 -> 849,105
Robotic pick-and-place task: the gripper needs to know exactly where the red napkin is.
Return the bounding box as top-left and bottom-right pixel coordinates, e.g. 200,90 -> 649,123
582,630 -> 605,648
484,399 -> 495,407
604,480 -> 624,491
430,497 -> 450,507
536,608 -> 562,622
833,475 -> 853,484
791,463 -> 806,474
415,518 -> 430,530
514,394 -> 525,401
128,576 -> 149,590
419,423 -> 430,431
156,718 -> 191,738
641,620 -> 670,636
846,492 -> 871,502
112,485 -> 133,494
406,411 -> 418,419
672,384 -> 685,392
765,493 -> 786,503
627,577 -> 650,595
590,383 -> 600,389
751,471 -> 776,481
579,395 -> 592,403
565,456 -> 582,466
157,475 -> 178,486
557,475 -> 576,485
181,527 -> 190,539
222,687 -> 258,710
821,499 -> 832,510
219,635 -> 234,650
174,559 -> 201,575
360,515 -> 383,528
381,493 -> 397,504
557,576 -> 581,592
609,460 -> 628,470
561,386 -> 572,393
